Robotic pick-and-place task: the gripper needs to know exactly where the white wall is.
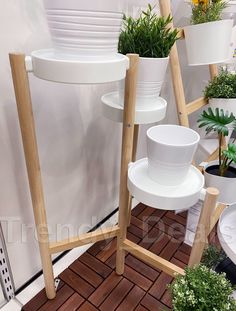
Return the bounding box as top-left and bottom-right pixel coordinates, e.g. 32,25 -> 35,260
0,0 -> 126,290
0,0 -> 211,292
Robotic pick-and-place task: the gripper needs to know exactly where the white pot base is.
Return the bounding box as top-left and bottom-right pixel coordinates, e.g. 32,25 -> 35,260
218,204 -> 236,264
101,91 -> 167,125
128,158 -> 204,211
31,49 -> 129,84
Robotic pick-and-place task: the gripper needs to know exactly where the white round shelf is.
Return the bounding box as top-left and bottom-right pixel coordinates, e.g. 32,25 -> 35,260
31,49 -> 129,84
128,158 -> 204,211
101,92 -> 167,124
218,204 -> 236,264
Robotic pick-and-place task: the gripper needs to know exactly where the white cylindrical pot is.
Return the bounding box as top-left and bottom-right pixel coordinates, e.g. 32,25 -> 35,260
43,0 -> 123,56
209,98 -> 236,116
204,161 -> 236,205
147,125 -> 200,186
184,20 -> 233,66
119,57 -> 169,108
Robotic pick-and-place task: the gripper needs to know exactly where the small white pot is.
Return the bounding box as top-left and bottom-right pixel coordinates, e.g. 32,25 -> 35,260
204,161 -> 236,205
184,19 -> 233,66
147,125 -> 200,186
119,57 -> 169,109
209,98 -> 236,117
43,0 -> 123,56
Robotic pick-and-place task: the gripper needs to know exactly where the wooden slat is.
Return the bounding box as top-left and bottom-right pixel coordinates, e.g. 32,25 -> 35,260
99,279 -> 133,311
186,97 -> 208,115
122,239 -> 185,277
116,285 -> 146,311
49,226 -> 119,254
88,271 -> 122,307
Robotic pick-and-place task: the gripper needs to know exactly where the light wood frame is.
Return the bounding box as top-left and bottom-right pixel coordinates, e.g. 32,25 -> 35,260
9,0 -> 228,300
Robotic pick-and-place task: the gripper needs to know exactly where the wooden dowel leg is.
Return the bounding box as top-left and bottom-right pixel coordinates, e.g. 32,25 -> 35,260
209,64 -> 218,80
9,54 -> 56,299
188,187 -> 219,267
159,0 -> 189,127
127,124 -> 139,226
116,54 -> 139,275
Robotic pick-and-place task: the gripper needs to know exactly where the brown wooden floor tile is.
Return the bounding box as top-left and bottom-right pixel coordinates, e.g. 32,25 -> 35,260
131,203 -> 146,217
161,290 -> 172,308
77,301 -> 98,311
88,271 -> 122,307
116,285 -> 146,311
174,250 -> 190,265
123,265 -> 152,291
99,278 -> 133,311
148,272 -> 173,300
38,285 -> 74,311
70,260 -> 103,288
60,269 -> 95,298
79,252 -> 112,278
141,294 -> 171,311
57,292 -> 84,311
135,305 -> 149,311
125,255 -> 159,281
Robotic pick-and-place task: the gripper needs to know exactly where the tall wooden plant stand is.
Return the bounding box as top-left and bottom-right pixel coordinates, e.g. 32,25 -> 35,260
9,52 -> 133,299
10,0 -> 228,301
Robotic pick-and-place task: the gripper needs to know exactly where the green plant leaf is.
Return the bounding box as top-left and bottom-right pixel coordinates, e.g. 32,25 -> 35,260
197,107 -> 236,136
222,143 -> 236,164
118,5 -> 179,58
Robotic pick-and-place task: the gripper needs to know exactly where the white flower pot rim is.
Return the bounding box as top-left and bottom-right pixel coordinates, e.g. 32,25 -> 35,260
205,161 -> 236,179
138,56 -> 170,60
209,98 -> 236,101
46,9 -> 124,15
147,125 -> 200,147
185,19 -> 232,30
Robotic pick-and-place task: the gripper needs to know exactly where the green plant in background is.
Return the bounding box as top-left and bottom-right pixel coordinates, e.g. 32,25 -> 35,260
118,5 -> 179,58
201,244 -> 227,268
170,265 -> 236,311
204,69 -> 236,99
191,0 -> 227,25
198,107 -> 236,176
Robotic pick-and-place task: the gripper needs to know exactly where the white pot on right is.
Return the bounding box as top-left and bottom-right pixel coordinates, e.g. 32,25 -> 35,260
184,19 -> 233,66
204,160 -> 236,205
119,56 -> 169,109
208,98 -> 236,116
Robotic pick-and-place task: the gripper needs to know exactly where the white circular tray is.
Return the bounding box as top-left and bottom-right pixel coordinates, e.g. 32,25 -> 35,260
101,92 -> 167,124
31,49 -> 129,84
218,204 -> 236,264
128,158 -> 204,211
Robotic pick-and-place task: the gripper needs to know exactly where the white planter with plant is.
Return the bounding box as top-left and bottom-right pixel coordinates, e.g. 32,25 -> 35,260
43,0 -> 123,56
170,265 -> 236,310
205,70 -> 236,117
198,107 -> 236,204
118,5 -> 178,108
146,125 -> 200,186
184,0 -> 233,65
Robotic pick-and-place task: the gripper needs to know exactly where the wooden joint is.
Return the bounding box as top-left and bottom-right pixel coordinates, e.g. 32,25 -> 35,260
186,97 -> 208,115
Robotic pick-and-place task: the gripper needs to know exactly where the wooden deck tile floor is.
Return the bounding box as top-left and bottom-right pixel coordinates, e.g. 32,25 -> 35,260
22,203 -> 218,311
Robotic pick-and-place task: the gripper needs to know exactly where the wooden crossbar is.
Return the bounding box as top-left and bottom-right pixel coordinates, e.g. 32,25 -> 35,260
122,239 -> 185,277
49,226 -> 119,254
186,97 -> 208,115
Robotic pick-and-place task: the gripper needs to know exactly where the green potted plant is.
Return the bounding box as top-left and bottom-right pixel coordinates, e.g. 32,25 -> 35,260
118,5 -> 179,109
204,69 -> 236,117
170,265 -> 236,310
198,107 -> 236,204
184,0 -> 233,66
